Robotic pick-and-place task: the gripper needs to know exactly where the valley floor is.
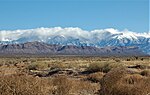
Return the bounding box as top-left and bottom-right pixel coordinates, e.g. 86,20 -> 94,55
0,56 -> 150,95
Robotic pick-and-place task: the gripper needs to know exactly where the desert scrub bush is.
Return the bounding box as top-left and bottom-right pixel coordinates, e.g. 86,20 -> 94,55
0,63 -> 3,67
87,62 -> 109,73
26,63 -> 38,70
99,67 -> 150,95
50,75 -> 100,95
87,62 -> 124,73
86,72 -> 105,83
49,63 -> 64,70
115,74 -> 150,95
121,74 -> 144,85
128,64 -> 148,69
30,59 -> 37,63
0,74 -> 53,95
126,58 -> 130,61
141,69 -> 150,77
26,62 -> 49,70
70,79 -> 100,95
52,76 -> 72,95
114,59 -> 121,62
99,67 -> 127,95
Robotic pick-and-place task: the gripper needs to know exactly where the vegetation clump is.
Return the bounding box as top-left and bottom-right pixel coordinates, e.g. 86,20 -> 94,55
141,69 -> 150,77
87,62 -> 124,73
99,68 -> 150,95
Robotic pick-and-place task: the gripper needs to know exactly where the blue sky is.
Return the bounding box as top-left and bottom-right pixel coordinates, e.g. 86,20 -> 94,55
0,0 -> 149,33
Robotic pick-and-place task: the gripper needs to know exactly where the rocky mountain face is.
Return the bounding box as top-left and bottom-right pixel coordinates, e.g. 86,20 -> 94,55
0,42 -> 147,56
0,27 -> 149,55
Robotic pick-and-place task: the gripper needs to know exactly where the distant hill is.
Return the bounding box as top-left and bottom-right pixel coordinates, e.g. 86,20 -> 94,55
0,41 -> 147,57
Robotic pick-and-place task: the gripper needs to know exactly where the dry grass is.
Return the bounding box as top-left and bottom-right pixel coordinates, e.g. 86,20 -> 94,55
99,67 -> 150,95
0,56 -> 149,95
51,76 -> 72,95
51,75 -> 100,95
0,74 -> 53,95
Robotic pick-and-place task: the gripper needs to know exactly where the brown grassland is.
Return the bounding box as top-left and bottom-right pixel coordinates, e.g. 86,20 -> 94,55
0,56 -> 149,95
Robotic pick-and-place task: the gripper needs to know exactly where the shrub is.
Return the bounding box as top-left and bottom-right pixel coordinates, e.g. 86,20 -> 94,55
86,72 -> 105,83
128,64 -> 148,69
87,62 -> 124,73
0,74 -> 53,95
141,69 -> 150,77
52,76 -> 72,95
115,59 -> 121,62
26,62 -> 49,70
27,63 -> 38,70
87,62 -> 110,73
70,79 -> 100,95
99,68 -> 150,95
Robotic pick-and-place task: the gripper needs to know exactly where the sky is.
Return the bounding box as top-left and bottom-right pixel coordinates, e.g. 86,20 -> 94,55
0,0 -> 149,33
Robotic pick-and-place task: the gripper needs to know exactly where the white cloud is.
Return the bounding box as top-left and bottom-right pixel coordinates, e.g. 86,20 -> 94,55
0,27 -> 149,42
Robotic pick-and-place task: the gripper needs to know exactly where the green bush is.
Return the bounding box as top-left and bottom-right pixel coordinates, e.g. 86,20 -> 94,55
27,62 -> 49,70
27,63 -> 38,70
87,62 -> 124,73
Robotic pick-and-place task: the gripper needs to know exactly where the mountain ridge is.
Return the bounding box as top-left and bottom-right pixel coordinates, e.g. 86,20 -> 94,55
0,27 -> 149,54
0,41 -> 148,57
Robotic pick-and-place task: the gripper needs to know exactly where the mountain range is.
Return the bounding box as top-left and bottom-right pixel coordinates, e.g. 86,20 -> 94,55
0,27 -> 149,55
0,41 -> 147,56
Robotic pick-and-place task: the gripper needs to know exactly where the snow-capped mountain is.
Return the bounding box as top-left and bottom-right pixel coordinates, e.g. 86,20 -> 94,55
0,27 -> 149,54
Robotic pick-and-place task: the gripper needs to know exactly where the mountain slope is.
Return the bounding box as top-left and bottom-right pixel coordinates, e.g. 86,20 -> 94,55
0,42 -> 147,56
0,27 -> 149,54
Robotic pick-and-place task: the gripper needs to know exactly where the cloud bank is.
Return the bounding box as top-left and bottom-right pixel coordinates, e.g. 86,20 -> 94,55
0,27 -> 149,42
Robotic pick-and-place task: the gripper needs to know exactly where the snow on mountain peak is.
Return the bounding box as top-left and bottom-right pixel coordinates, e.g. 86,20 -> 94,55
0,27 -> 149,54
